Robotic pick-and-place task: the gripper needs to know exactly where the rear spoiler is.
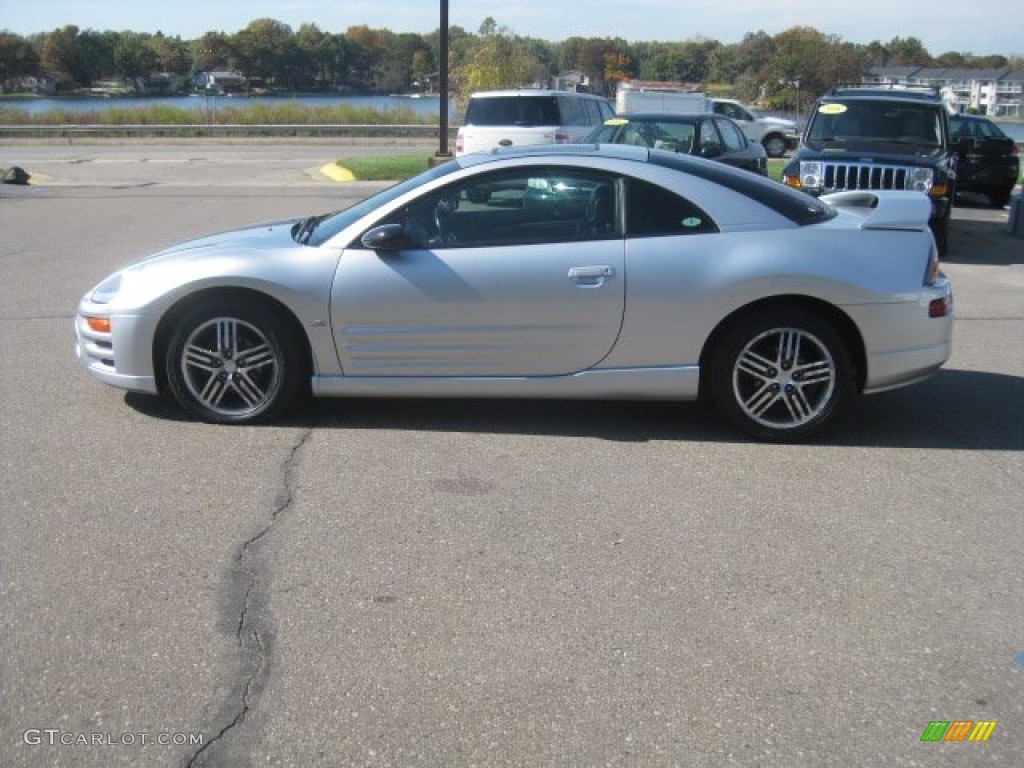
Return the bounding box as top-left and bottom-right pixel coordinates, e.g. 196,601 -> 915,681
821,190 -> 932,231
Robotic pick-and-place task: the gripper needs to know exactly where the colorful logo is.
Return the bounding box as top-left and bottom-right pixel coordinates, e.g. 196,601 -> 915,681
920,720 -> 997,742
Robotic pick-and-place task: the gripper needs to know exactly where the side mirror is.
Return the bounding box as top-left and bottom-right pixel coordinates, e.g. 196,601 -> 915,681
361,223 -> 407,251
700,143 -> 723,159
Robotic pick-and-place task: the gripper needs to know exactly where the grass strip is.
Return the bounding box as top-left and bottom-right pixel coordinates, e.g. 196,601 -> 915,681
333,153 -> 436,181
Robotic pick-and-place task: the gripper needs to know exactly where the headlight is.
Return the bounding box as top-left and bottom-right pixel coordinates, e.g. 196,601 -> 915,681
798,161 -> 824,190
906,167 -> 935,193
89,273 -> 122,304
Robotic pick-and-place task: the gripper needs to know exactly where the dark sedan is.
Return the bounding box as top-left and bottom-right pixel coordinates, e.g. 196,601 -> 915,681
949,114 -> 1020,208
583,113 -> 767,174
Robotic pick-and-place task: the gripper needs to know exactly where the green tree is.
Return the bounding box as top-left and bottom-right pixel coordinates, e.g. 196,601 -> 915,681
0,32 -> 40,90
235,18 -> 295,86
457,24 -> 544,95
191,31 -> 239,73
147,33 -> 188,74
113,32 -> 158,79
884,36 -> 932,66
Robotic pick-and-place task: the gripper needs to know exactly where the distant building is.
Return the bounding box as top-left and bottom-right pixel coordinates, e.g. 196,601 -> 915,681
864,67 -> 1024,116
549,71 -> 591,92
194,71 -> 248,95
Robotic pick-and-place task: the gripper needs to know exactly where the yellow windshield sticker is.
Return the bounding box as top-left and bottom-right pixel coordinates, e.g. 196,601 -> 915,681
819,103 -> 847,115
605,118 -> 629,125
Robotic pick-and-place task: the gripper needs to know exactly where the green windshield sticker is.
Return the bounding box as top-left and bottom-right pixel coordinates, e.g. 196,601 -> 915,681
819,103 -> 847,115
682,217 -> 703,228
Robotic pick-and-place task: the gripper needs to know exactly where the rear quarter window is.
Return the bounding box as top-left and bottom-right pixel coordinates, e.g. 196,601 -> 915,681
626,178 -> 718,236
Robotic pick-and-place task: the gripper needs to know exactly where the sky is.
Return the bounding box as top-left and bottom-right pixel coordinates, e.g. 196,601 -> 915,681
1,0 -> 1021,57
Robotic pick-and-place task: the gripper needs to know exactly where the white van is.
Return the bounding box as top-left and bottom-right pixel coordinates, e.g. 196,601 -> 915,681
455,90 -> 615,156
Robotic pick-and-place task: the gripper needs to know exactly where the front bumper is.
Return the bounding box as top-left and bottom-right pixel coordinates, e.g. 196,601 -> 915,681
74,310 -> 159,395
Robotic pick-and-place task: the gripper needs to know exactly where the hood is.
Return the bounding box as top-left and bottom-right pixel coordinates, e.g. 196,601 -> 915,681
758,114 -> 797,130
137,217 -> 303,267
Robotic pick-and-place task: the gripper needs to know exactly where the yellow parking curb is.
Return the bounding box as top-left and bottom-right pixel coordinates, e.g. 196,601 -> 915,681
320,162 -> 355,182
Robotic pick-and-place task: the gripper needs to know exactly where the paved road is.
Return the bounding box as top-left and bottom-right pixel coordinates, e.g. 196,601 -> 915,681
1,142 -> 1021,766
1,137 -> 438,187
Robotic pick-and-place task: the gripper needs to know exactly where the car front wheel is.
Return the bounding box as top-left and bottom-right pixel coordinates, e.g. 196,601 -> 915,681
711,309 -> 852,441
165,298 -> 304,424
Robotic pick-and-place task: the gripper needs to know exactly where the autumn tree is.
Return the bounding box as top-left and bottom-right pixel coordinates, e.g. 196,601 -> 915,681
558,37 -> 632,94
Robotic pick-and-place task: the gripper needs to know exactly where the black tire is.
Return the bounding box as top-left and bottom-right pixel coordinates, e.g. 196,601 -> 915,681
762,134 -> 787,158
164,297 -> 305,424
988,186 -> 1012,209
710,308 -> 853,441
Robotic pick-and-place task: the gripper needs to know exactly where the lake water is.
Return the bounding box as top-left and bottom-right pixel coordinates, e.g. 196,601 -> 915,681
3,94 -> 1022,140
4,93 -> 454,119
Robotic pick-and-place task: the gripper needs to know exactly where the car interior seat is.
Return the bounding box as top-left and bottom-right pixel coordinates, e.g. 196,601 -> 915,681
578,185 -> 616,238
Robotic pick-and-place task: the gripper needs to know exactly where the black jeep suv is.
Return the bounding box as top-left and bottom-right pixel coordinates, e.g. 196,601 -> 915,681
782,86 -> 956,254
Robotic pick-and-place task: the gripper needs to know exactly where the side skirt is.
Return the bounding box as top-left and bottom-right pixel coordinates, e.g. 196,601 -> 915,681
311,366 -> 701,400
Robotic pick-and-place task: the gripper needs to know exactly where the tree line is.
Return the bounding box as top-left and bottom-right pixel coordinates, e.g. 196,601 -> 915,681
1,17 -> 1020,109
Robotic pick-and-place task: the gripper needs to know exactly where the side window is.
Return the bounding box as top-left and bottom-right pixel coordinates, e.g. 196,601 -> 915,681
699,119 -> 722,152
597,99 -> 615,121
387,168 -> 622,248
716,118 -> 747,151
714,102 -> 734,120
626,178 -> 718,237
557,96 -> 586,126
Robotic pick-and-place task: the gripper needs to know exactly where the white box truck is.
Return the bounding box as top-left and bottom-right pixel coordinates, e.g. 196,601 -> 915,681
616,81 -> 798,157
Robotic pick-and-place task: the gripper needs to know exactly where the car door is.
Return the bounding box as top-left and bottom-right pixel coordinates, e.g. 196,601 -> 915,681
714,117 -> 764,174
330,166 -> 626,377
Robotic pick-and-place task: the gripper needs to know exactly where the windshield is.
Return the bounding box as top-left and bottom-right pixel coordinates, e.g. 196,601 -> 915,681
586,119 -> 698,151
306,161 -> 461,246
806,101 -> 943,149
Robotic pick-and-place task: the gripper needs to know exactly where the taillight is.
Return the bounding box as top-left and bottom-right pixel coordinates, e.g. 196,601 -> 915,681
924,246 -> 950,317
554,129 -> 570,144
929,296 -> 952,317
455,128 -> 464,155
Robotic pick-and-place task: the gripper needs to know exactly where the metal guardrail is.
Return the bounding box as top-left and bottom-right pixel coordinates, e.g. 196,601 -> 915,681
0,123 -> 451,138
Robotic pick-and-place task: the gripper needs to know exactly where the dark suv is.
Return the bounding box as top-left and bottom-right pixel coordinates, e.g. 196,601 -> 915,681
949,113 -> 1020,208
782,86 -> 956,254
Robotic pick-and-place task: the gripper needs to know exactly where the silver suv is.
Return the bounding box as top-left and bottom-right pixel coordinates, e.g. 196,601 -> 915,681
456,90 -> 615,156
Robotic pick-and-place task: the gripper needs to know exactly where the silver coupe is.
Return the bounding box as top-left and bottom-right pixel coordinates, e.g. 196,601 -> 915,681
75,145 -> 953,441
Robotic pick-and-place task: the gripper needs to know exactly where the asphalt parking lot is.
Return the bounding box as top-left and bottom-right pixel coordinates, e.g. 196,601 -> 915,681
1,141 -> 1021,767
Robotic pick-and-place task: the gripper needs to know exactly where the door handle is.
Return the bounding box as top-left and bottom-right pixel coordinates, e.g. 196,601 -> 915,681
568,265 -> 615,279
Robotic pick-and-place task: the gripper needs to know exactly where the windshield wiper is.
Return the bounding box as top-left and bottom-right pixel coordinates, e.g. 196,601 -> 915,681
293,214 -> 327,244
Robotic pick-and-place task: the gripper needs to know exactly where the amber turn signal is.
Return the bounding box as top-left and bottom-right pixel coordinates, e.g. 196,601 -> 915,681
85,316 -> 111,333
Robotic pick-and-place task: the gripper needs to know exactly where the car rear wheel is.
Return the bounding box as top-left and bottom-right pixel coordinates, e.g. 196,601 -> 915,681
165,298 -> 304,424
711,309 -> 852,441
762,134 -> 787,158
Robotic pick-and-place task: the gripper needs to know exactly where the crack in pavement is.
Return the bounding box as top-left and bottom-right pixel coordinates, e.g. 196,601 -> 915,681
187,427 -> 313,767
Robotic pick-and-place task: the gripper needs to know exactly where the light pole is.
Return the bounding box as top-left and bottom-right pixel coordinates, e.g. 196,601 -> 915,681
434,0 -> 452,162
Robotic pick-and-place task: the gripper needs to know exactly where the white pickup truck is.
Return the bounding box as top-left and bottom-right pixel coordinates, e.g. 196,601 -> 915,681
615,83 -> 798,157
